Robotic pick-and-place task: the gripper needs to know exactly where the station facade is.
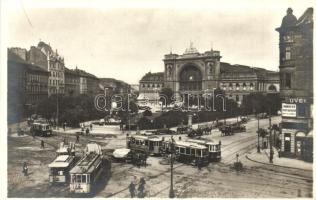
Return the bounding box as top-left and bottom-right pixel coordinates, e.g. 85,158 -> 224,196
139,43 -> 279,105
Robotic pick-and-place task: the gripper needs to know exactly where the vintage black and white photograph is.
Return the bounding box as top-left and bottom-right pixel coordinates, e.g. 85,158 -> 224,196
1,0 -> 314,198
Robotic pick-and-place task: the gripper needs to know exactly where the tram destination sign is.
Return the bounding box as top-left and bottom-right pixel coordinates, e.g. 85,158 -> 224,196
282,103 -> 296,117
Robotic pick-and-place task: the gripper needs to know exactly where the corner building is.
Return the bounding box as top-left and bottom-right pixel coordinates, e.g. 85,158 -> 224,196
276,8 -> 313,161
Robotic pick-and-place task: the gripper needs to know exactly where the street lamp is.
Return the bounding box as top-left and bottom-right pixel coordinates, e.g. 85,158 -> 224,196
255,109 -> 260,153
269,110 -> 273,163
169,136 -> 175,198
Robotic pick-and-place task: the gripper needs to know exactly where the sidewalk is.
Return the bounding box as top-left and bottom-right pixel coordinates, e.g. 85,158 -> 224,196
246,147 -> 313,171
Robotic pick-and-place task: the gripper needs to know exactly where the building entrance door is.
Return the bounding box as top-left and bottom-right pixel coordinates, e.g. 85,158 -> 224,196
284,133 -> 291,152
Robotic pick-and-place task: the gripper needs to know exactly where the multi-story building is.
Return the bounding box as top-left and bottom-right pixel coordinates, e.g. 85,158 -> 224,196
8,49 -> 49,122
64,67 -> 80,96
276,8 -> 313,161
99,78 -> 131,96
138,43 -> 279,105
72,68 -> 99,95
30,41 -> 65,96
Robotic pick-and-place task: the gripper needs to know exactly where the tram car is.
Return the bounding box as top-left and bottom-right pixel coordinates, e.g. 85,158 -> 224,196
48,154 -> 77,184
69,143 -> 106,194
126,134 -> 163,155
173,140 -> 209,166
186,138 -> 221,161
30,122 -> 53,137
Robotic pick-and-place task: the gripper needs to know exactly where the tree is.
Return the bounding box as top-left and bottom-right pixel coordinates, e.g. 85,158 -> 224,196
159,87 -> 173,106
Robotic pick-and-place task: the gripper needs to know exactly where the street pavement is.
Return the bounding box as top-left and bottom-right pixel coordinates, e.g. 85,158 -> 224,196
7,115 -> 313,198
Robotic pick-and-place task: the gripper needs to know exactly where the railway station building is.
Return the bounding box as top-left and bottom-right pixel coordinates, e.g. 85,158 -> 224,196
138,42 -> 279,106
276,8 -> 313,161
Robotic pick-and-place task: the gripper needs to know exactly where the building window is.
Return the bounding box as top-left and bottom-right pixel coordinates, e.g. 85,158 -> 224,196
243,83 -> 246,90
236,95 -> 239,102
250,83 -> 254,90
268,85 -> 277,92
285,47 -> 291,60
229,83 -> 233,90
285,73 -> 291,88
236,83 -> 240,90
297,104 -> 307,117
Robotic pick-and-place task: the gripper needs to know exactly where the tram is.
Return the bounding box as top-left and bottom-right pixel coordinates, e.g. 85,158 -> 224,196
186,138 -> 221,161
69,143 -> 106,194
126,134 -> 163,155
174,140 -> 209,166
31,122 -> 53,137
48,155 -> 77,183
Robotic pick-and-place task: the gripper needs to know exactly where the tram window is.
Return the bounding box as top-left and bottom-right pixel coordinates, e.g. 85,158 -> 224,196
58,171 -> 64,175
196,149 -> 201,157
191,149 -> 195,155
185,148 -> 190,155
76,175 -> 81,183
180,147 -> 185,154
87,175 -> 90,183
71,175 -> 75,183
82,175 -> 86,183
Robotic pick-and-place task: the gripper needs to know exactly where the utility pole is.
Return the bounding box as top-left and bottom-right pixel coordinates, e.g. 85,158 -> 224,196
257,111 -> 260,153
269,113 -> 273,163
56,82 -> 59,130
169,136 -> 175,198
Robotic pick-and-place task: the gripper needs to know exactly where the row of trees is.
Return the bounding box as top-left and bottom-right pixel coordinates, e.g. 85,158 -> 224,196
36,93 -> 141,127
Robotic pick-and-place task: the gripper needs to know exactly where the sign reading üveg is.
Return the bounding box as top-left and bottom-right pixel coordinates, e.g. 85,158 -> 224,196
282,103 -> 296,117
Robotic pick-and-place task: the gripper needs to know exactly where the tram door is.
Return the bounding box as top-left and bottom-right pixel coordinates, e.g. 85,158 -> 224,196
284,133 -> 291,152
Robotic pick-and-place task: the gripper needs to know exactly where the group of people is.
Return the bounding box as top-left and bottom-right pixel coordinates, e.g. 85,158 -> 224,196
129,176 -> 146,198
131,153 -> 148,168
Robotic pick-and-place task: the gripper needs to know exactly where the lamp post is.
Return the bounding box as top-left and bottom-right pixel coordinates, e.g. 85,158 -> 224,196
269,111 -> 273,163
256,110 -> 260,153
56,83 -> 59,130
169,136 -> 175,198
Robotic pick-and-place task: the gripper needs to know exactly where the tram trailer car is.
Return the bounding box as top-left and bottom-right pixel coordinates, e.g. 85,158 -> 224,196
126,134 -> 163,155
186,138 -> 221,161
31,122 -> 53,137
69,143 -> 106,194
48,155 -> 77,184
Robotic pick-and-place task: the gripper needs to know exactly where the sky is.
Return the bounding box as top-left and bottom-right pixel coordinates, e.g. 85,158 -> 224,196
3,0 -> 314,84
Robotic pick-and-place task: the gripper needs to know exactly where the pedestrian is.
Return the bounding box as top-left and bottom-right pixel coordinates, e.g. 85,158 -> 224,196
22,162 -> 28,176
76,134 -> 80,143
129,181 -> 136,198
90,123 -> 93,131
86,128 -> 90,136
41,140 -> 45,149
138,177 -> 146,198
198,159 -> 202,170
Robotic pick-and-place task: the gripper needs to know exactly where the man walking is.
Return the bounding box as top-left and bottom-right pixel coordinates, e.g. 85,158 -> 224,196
41,140 -> 45,149
22,162 -> 28,176
76,134 -> 80,143
138,177 -> 146,198
129,181 -> 136,198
